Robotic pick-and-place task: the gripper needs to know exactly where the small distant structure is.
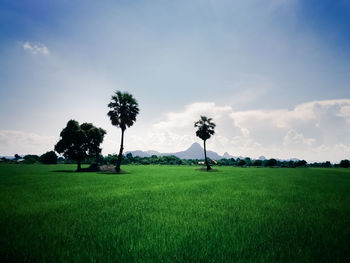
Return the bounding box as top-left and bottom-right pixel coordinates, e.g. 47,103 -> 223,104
198,159 -> 217,165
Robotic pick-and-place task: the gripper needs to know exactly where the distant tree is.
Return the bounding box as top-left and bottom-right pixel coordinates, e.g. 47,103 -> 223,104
340,159 -> 350,168
55,120 -> 106,171
322,161 -> 332,168
238,159 -> 246,166
296,160 -> 307,167
23,154 -> 40,164
252,159 -> 262,166
14,154 -> 21,161
126,153 -> 134,163
108,91 -> 139,173
194,116 -> 216,171
40,151 -> 58,164
104,154 -> 118,165
244,157 -> 252,166
264,158 -> 277,167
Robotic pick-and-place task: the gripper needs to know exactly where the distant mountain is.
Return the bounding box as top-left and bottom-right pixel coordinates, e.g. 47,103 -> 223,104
146,150 -> 161,156
126,142 -> 228,160
223,152 -> 234,159
276,158 -> 300,162
172,142 -> 223,160
125,150 -> 151,158
0,156 -> 16,160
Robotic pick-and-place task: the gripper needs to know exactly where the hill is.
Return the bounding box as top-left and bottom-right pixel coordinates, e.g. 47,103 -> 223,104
126,142 -> 227,160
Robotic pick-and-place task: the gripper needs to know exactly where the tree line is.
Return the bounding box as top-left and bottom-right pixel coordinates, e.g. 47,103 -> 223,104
3,151 -> 350,169
100,154 -> 350,168
2,90 -> 349,171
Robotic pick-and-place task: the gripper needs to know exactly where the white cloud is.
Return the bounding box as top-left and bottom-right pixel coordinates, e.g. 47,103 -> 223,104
0,130 -> 56,156
283,129 -> 315,148
22,42 -> 49,55
123,99 -> 350,162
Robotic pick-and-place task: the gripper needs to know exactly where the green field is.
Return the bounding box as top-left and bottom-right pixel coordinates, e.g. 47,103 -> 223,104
0,164 -> 349,262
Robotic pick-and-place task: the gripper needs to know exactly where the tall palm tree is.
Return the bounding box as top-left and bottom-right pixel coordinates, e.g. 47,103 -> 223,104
108,91 -> 139,173
194,116 -> 216,171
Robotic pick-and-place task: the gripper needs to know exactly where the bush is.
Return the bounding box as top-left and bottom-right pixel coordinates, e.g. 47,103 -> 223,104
23,155 -> 40,164
264,159 -> 277,167
238,159 -> 246,166
40,151 -> 58,164
339,159 -> 350,168
252,160 -> 262,166
295,160 -> 307,167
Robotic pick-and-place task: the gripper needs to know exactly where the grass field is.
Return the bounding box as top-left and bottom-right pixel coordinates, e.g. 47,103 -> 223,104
0,164 -> 349,262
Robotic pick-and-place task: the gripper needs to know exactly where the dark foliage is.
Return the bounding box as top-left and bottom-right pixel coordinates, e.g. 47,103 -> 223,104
23,155 -> 40,164
264,159 -> 277,167
40,151 -> 58,164
252,159 -> 263,166
55,120 -> 106,171
339,159 -> 350,168
238,159 -> 247,166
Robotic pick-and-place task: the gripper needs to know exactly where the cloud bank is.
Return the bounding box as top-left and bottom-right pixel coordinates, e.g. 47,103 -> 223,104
0,130 -> 56,156
124,99 -> 350,162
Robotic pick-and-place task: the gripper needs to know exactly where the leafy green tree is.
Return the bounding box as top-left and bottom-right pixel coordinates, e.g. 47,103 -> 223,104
238,159 -> 246,166
264,158 -> 277,167
296,160 -> 307,167
80,123 -> 106,165
55,120 -> 106,171
104,154 -> 118,165
40,151 -> 58,164
55,120 -> 86,171
322,161 -> 332,168
340,159 -> 350,168
252,159 -> 262,166
244,157 -> 252,166
194,116 -> 216,171
23,154 -> 40,164
108,91 -> 139,173
126,153 -> 134,163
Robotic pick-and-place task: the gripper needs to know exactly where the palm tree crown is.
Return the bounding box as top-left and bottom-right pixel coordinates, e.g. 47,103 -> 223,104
194,116 -> 216,141
107,91 -> 139,130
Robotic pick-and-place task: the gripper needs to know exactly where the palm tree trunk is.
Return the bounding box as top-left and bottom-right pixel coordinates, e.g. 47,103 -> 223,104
203,140 -> 211,171
116,129 -> 125,173
77,159 -> 81,171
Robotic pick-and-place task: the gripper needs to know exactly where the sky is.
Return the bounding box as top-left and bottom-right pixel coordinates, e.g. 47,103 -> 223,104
0,0 -> 349,162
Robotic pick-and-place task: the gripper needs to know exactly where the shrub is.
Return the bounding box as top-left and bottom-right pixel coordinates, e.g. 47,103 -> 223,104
40,151 -> 58,164
340,159 -> 350,168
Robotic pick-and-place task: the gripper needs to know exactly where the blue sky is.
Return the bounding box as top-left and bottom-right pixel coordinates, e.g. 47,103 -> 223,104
0,0 -> 349,162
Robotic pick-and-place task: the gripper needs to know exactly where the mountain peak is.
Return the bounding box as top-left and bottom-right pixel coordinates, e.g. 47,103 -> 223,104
223,152 -> 233,159
188,142 -> 202,150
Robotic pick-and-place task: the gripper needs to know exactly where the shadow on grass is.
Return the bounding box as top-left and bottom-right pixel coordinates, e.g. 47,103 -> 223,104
52,170 -> 77,173
196,167 -> 220,172
97,165 -> 131,175
99,169 -> 130,175
52,166 -> 101,173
